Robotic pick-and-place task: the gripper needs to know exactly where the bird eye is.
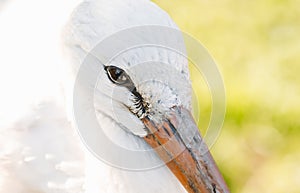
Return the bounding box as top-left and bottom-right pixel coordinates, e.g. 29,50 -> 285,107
104,65 -> 130,85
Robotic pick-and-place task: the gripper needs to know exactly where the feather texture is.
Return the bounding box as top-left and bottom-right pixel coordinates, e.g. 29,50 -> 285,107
1,0 -> 192,192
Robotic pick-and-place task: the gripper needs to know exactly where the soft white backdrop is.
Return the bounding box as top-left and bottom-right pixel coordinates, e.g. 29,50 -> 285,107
0,0 -> 80,128
0,0 -> 82,191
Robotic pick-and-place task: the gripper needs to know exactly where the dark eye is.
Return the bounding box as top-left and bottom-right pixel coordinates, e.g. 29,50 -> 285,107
104,65 -> 130,85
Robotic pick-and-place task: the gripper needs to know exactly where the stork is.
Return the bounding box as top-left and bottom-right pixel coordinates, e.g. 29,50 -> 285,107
63,0 -> 229,192
0,0 -> 229,193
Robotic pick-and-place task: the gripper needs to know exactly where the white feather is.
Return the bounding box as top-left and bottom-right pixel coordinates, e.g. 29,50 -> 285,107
1,0 -> 192,192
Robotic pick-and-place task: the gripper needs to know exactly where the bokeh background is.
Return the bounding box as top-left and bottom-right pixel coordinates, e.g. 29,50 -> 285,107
153,0 -> 300,193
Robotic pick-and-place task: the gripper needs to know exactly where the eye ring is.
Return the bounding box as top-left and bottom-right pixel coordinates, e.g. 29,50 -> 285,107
104,65 -> 131,85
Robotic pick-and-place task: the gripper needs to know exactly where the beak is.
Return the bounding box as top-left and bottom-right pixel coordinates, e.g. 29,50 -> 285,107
142,107 -> 229,193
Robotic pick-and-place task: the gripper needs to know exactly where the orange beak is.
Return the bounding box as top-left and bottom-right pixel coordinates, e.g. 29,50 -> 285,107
142,107 -> 229,193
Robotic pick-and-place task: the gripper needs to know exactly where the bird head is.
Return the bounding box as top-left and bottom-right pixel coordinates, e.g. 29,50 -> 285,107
88,46 -> 228,193
64,1 -> 229,192
67,27 -> 229,193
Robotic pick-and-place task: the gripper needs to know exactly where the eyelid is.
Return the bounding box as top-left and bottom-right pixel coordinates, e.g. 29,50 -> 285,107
104,65 -> 129,84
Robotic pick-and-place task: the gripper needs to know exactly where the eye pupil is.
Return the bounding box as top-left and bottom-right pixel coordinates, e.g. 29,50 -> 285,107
109,67 -> 123,81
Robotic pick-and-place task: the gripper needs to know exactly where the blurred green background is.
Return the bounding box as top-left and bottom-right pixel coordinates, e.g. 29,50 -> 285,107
153,0 -> 300,193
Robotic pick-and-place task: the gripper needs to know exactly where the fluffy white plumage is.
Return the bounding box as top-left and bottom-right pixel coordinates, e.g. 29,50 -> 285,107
0,101 -> 85,193
0,0 -> 192,192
